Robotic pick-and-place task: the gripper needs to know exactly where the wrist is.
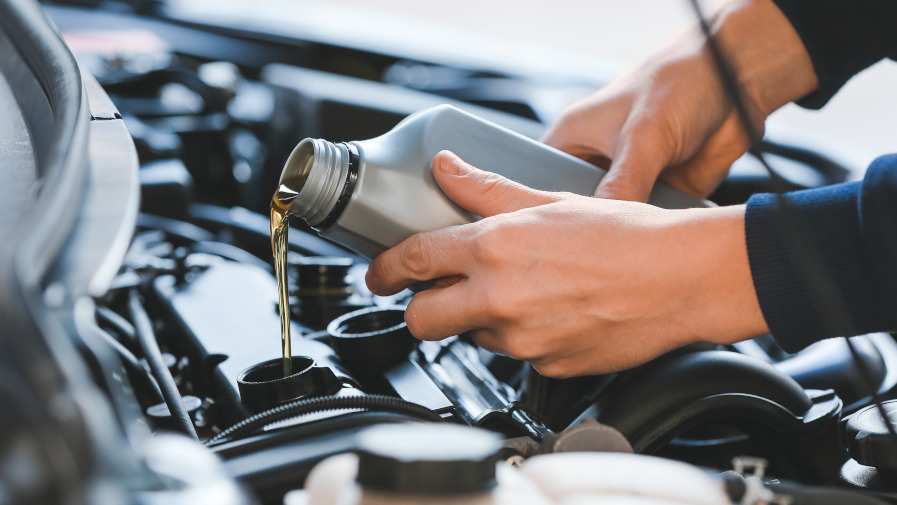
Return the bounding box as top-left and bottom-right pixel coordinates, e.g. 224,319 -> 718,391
673,205 -> 769,346
712,0 -> 818,116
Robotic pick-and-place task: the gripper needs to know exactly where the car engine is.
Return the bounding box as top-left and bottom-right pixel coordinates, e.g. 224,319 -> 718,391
3,0 -> 897,504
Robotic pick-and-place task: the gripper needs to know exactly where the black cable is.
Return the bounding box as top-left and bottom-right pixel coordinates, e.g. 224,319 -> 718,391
759,140 -> 850,185
128,289 -> 199,440
137,213 -> 215,244
206,395 -> 442,446
191,240 -> 272,271
685,0 -> 897,456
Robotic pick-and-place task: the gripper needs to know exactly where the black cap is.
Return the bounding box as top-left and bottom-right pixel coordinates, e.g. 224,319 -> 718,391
237,356 -> 341,413
291,256 -> 354,298
845,400 -> 897,470
327,306 -> 417,370
356,424 -> 501,495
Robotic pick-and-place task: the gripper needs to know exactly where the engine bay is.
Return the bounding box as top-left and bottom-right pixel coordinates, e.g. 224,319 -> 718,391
4,1 -> 897,503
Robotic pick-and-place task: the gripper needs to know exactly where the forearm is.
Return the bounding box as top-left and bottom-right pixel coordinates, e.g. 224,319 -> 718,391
669,205 -> 769,347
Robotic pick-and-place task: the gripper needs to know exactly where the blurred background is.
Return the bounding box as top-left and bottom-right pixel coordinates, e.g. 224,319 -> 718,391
171,0 -> 897,174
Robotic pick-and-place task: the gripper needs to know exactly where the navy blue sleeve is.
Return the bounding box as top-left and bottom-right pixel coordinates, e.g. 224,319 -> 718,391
772,0 -> 897,109
745,154 -> 897,352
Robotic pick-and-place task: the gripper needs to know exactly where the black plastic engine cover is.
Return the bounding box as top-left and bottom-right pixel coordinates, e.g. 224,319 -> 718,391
153,259 -> 353,424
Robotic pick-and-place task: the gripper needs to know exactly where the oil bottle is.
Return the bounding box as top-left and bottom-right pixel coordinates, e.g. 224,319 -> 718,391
275,104 -> 707,259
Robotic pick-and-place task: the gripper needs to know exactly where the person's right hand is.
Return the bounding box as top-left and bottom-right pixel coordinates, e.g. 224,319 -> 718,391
542,0 -> 818,203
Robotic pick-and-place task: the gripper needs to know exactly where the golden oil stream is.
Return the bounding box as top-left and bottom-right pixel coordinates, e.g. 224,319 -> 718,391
271,184 -> 299,377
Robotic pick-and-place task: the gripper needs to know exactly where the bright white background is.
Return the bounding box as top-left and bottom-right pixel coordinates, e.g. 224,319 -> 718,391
174,0 -> 897,174
325,0 -> 897,174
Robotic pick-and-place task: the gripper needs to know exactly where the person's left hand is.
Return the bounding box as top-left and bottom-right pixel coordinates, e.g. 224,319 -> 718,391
365,151 -> 767,377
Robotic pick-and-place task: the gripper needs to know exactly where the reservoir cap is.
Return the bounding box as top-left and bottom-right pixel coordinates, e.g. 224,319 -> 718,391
846,400 -> 897,470
356,424 -> 501,495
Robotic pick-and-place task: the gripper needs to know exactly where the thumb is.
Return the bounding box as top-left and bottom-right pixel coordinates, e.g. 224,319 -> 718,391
432,151 -> 556,217
595,134 -> 667,203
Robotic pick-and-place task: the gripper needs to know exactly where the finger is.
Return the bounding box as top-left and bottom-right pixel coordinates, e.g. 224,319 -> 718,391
594,122 -> 670,203
467,328 -> 505,356
432,151 -> 558,217
560,145 -> 613,171
542,124 -> 614,172
530,357 -> 579,379
538,140 -> 613,171
468,329 -> 556,364
404,279 -> 488,340
365,225 -> 477,296
431,275 -> 464,290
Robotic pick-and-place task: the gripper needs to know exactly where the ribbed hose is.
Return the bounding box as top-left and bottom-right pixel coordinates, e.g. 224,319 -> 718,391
128,289 -> 199,440
207,394 -> 442,446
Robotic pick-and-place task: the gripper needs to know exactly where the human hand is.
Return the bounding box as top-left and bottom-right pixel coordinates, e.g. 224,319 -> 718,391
542,0 -> 817,202
366,152 -> 768,377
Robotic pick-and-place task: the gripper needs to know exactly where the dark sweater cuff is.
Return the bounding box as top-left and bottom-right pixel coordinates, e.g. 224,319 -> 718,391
745,182 -> 882,352
860,154 -> 897,316
772,0 -> 897,109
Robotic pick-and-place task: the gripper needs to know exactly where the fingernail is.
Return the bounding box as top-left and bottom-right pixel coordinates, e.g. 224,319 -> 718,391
437,151 -> 471,176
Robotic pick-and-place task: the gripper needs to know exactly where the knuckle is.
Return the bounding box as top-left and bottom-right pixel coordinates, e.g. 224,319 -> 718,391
477,172 -> 513,202
472,224 -> 509,266
403,234 -> 432,280
481,287 -> 514,321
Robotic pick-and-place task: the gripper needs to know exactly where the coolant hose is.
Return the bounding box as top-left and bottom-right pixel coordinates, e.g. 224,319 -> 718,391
207,394 -> 442,446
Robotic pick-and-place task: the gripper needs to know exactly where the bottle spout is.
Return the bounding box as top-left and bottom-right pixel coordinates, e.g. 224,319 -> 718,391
272,185 -> 299,213
278,140 -> 316,204
278,138 -> 353,226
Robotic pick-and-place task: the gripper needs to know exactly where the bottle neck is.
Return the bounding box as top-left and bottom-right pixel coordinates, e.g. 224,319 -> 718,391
280,138 -> 358,228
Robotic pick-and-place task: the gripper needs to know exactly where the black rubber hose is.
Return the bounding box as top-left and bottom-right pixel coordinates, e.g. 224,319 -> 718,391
128,289 -> 199,440
96,306 -> 138,347
93,323 -> 164,404
207,395 -> 442,446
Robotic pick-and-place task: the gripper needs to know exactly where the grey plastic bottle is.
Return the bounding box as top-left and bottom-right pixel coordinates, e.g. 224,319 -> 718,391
279,104 -> 708,259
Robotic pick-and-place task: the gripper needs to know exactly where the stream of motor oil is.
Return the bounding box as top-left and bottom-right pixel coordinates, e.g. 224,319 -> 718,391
271,185 -> 299,377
